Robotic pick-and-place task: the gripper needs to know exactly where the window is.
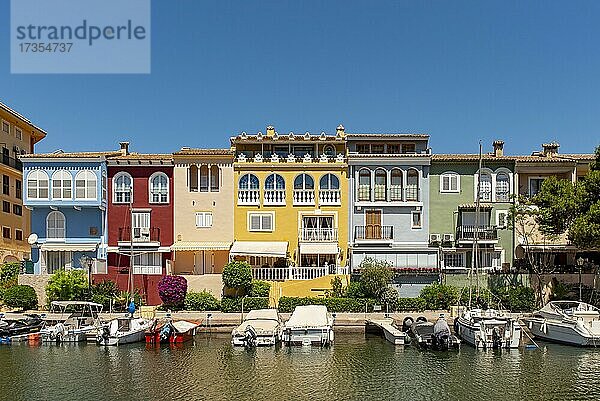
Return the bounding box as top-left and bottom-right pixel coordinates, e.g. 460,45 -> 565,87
199,165 -> 209,192
390,169 -> 403,201
440,172 -> 460,193
27,170 -> 49,199
188,165 -> 199,192
265,173 -> 285,190
356,144 -> 370,154
101,171 -> 107,201
478,172 -> 492,202
13,204 -> 22,216
195,212 -> 213,228
15,127 -> 22,140
479,250 -> 501,270
529,178 -> 544,196
495,173 -> 510,202
374,169 -> 387,201
249,212 -> 274,232
149,172 -> 169,203
45,251 -> 70,274
371,144 -> 384,154
75,170 -> 97,199
239,173 -> 259,190
443,252 -> 466,269
15,229 -> 23,241
319,174 -> 339,190
302,216 -> 335,240
1,121 -> 9,133
294,174 -> 314,190
133,252 -> 162,275
52,170 -> 72,200
461,211 -> 490,226
2,175 -> 8,195
387,144 -> 400,154
47,211 -> 66,239
402,143 -> 416,154
15,179 -> 22,199
496,210 -> 508,229
132,212 -> 150,240
406,169 -> 419,201
113,172 -> 132,203
293,146 -> 313,158
210,166 -> 220,191
411,211 -> 422,229
2,201 -> 9,213
358,169 -> 371,201
2,227 -> 11,239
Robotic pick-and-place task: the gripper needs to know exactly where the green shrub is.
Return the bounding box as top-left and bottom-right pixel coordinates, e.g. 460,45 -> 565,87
3,285 -> 38,310
359,258 -> 393,300
249,280 -> 271,297
0,262 -> 20,285
328,276 -> 345,298
344,281 -> 367,298
184,291 -> 220,311
277,296 -> 376,313
419,284 -> 460,310
113,290 -> 145,311
459,287 -> 493,309
222,261 -> 252,296
493,286 -> 535,312
90,280 -> 119,310
220,297 -> 269,312
396,297 -> 426,312
45,269 -> 89,303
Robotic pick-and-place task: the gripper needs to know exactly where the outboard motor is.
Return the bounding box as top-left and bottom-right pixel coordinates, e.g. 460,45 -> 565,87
99,325 -> 110,344
492,326 -> 503,349
159,323 -> 174,343
432,318 -> 451,351
244,325 -> 258,348
402,316 -> 414,333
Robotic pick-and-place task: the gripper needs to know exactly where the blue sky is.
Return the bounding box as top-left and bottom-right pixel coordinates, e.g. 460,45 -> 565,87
1,0 -> 599,155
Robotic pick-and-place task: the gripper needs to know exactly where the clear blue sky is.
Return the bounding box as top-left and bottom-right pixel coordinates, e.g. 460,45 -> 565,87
1,0 -> 599,155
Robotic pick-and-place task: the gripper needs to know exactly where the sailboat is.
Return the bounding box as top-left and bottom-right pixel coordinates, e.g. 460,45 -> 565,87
454,142 -> 522,349
97,193 -> 154,346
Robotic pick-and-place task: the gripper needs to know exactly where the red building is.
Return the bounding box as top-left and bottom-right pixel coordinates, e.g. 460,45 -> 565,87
93,142 -> 174,305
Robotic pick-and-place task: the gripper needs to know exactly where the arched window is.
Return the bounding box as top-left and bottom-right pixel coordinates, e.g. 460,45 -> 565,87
390,169 -> 403,201
265,173 -> 285,190
47,211 -> 65,239
75,170 -> 97,199
188,165 -> 198,192
374,169 -> 387,201
200,165 -> 209,192
27,170 -> 49,199
294,174 -> 314,190
478,172 -> 492,202
210,165 -> 220,191
406,169 -> 419,201
323,145 -> 336,157
149,172 -> 169,203
495,172 -> 510,202
239,173 -> 259,190
113,172 -> 132,203
319,174 -> 339,190
358,169 -> 371,201
238,173 -> 260,205
51,170 -> 72,200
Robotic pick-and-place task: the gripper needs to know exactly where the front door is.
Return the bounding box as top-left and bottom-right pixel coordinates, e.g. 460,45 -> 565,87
365,210 -> 382,239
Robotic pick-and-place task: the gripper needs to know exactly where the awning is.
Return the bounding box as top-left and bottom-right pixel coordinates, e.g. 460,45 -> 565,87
171,241 -> 232,251
40,243 -> 98,252
230,241 -> 288,258
458,203 -> 493,210
299,243 -> 339,255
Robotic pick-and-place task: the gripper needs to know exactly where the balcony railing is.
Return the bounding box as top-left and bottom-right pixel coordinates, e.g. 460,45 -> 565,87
252,265 -> 348,281
118,227 -> 160,242
263,189 -> 286,205
238,189 -> 260,205
405,187 -> 420,202
357,186 -> 420,202
456,225 -> 498,241
2,154 -> 22,171
299,228 -> 338,242
319,189 -> 341,205
354,225 -> 394,240
293,189 -> 315,205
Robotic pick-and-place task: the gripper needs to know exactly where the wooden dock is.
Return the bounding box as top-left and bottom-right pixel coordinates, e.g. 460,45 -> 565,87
366,318 -> 409,345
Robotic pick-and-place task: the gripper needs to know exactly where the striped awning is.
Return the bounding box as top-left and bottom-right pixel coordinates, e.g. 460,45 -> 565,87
170,241 -> 231,251
40,243 -> 98,252
230,241 -> 288,257
299,243 -> 339,255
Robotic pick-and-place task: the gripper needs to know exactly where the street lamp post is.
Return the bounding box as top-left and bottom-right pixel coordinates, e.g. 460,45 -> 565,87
577,257 -> 584,302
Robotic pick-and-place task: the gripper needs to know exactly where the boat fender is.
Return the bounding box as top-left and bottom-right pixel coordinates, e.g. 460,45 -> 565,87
416,316 -> 427,324
453,317 -> 460,335
402,316 -> 414,332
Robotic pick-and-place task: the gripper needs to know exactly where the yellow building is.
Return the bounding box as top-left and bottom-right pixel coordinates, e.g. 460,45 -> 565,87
0,101 -> 46,263
230,125 -> 349,282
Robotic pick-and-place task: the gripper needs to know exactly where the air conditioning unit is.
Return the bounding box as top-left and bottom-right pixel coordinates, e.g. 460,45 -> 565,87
443,233 -> 454,243
140,227 -> 150,239
429,233 -> 441,243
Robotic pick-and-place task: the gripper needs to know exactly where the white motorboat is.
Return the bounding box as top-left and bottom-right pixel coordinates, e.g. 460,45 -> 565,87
97,316 -> 154,346
232,309 -> 282,347
41,301 -> 103,343
455,309 -> 521,349
282,305 -> 334,346
523,301 -> 600,347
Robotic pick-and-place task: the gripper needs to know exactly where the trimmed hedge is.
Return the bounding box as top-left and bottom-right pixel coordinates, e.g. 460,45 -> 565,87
3,285 -> 38,310
184,291 -> 221,311
396,297 -> 426,312
220,297 -> 269,313
278,296 -> 426,313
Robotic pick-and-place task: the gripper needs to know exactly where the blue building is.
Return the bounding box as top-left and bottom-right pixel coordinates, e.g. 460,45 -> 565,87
21,151 -> 118,275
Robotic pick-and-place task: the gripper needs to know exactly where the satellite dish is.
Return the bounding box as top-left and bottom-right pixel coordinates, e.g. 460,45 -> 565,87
27,233 -> 38,245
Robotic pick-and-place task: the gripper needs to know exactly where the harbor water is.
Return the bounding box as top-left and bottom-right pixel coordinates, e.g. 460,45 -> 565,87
1,333 -> 599,401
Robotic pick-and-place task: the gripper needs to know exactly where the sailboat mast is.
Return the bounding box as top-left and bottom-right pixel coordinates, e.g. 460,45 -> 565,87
474,142 -> 482,299
129,189 -> 134,297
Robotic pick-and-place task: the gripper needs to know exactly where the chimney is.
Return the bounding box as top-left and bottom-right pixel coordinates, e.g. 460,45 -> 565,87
542,142 -> 559,157
336,124 -> 345,137
493,140 -> 504,157
266,125 -> 275,137
119,141 -> 130,156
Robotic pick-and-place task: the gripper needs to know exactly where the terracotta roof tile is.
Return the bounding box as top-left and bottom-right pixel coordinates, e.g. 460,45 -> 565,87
173,148 -> 233,156
20,151 -> 121,159
347,133 -> 429,139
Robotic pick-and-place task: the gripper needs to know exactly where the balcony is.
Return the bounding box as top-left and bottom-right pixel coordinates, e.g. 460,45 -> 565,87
118,227 -> 160,243
356,186 -> 420,203
293,189 -> 315,206
263,189 -> 286,205
252,265 -> 348,281
354,225 -> 394,241
238,189 -> 260,205
319,189 -> 341,205
456,225 -> 498,241
1,154 -> 22,171
299,228 -> 338,242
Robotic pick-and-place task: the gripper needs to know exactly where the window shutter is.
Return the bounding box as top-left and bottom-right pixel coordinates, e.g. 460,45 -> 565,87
250,215 -> 261,230
206,213 -> 213,227
262,215 -> 272,231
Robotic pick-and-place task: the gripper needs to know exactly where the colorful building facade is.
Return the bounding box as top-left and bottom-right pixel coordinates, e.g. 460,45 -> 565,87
0,102 -> 46,263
